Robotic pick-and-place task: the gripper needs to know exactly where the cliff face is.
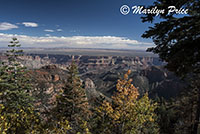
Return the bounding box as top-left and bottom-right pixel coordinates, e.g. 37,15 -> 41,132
0,53 -> 186,115
28,65 -> 106,117
22,54 -> 185,100
84,78 -> 106,103
28,65 -> 67,116
18,55 -> 51,69
81,66 -> 186,99
17,54 -> 164,70
140,66 -> 187,99
28,64 -> 186,115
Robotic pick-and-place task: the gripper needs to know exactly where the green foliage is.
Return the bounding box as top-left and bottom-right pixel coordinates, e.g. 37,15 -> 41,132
0,38 -> 162,133
154,86 -> 200,134
54,61 -> 91,132
43,117 -> 71,134
155,97 -> 178,134
142,1 -> 200,133
0,104 -> 9,134
0,104 -> 42,134
0,38 -> 41,134
142,0 -> 200,77
77,121 -> 91,134
92,70 -> 159,134
0,38 -> 33,109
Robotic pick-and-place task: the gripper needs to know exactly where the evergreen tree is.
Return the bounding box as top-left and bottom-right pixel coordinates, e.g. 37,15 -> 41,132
92,70 -> 159,134
43,118 -> 71,134
141,0 -> 200,77
141,1 -> 200,133
54,61 -> 91,132
0,38 -> 33,108
155,97 -> 178,134
0,38 -> 41,134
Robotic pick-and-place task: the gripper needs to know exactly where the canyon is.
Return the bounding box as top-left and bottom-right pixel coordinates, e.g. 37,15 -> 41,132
0,51 -> 186,117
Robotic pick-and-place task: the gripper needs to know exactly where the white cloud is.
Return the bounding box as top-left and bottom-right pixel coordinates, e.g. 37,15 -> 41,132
57,29 -> 62,32
22,22 -> 38,27
0,33 -> 154,50
44,29 -> 54,32
45,34 -> 51,37
0,22 -> 18,30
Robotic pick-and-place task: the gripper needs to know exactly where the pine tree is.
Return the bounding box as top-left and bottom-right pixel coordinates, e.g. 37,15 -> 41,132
0,38 -> 34,108
154,97 -> 177,134
54,61 -> 91,132
93,70 -> 159,134
0,38 -> 41,134
141,1 -> 200,133
43,118 -> 71,134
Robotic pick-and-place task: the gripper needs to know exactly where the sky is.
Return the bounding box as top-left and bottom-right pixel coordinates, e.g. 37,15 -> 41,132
0,0 -> 156,50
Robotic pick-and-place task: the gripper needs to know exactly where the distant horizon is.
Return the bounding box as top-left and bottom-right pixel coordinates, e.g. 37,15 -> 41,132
0,46 -> 151,51
0,46 -> 157,57
0,33 -> 154,50
0,0 -> 155,50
